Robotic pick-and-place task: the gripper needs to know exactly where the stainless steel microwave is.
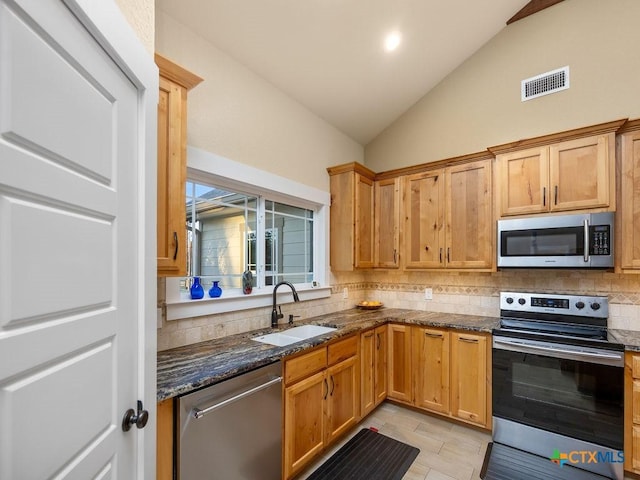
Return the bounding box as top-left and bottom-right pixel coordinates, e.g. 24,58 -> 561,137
497,212 -> 614,268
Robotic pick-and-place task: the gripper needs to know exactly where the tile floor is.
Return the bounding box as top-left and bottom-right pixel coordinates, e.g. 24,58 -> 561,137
297,402 -> 492,480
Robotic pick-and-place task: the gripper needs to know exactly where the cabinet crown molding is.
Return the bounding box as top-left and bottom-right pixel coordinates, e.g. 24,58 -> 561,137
487,118 -> 627,156
155,53 -> 203,90
620,118 -> 640,134
327,162 -> 375,178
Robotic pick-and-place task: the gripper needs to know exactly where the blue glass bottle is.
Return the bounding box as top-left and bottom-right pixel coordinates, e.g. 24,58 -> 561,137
190,277 -> 204,299
209,280 -> 223,298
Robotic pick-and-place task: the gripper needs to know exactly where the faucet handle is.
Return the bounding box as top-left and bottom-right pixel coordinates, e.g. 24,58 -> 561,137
288,314 -> 301,325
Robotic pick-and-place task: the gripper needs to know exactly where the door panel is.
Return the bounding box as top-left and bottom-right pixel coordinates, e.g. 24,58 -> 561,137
0,1 -> 152,478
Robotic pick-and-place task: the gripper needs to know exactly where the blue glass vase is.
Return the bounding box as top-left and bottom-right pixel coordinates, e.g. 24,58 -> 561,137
209,280 -> 223,298
190,277 -> 204,299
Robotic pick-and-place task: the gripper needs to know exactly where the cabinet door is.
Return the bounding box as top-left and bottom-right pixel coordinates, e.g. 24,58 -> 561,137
497,146 -> 549,216
404,170 -> 445,269
550,134 -> 612,212
450,332 -> 487,427
326,356 -> 359,444
387,324 -> 412,403
620,129 -> 640,269
355,173 -> 375,268
413,327 -> 450,414
360,330 -> 375,417
157,76 -> 187,276
374,325 -> 388,406
284,371 -> 326,479
446,160 -> 493,269
374,177 -> 400,268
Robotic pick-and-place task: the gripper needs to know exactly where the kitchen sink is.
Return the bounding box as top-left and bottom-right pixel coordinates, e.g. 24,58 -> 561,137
252,325 -> 337,347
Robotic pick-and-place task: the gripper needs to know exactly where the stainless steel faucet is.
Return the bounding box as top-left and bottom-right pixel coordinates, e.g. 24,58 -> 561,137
271,281 -> 300,327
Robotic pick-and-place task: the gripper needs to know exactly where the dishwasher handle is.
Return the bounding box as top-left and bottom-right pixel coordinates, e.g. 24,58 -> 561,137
192,376 -> 282,419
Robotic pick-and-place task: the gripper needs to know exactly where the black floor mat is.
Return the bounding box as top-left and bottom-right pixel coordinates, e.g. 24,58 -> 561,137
307,428 -> 420,480
480,442 -> 614,480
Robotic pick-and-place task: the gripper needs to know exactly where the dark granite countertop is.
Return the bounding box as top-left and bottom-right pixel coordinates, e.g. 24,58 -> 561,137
157,308 -> 499,401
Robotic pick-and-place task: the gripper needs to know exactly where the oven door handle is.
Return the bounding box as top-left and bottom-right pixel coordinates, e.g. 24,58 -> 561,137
493,337 -> 624,365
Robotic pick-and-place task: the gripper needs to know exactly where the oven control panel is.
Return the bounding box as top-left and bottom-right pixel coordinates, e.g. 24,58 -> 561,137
500,291 -> 608,318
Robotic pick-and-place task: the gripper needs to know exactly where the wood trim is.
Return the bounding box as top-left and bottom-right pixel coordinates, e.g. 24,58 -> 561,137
157,398 -> 175,480
326,162 -> 375,179
621,119 -> 640,134
506,0 -> 564,25
375,151 -> 493,181
155,53 -> 203,90
488,118 -> 627,155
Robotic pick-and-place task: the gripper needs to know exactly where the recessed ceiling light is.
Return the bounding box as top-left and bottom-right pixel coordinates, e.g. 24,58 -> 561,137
384,32 -> 401,52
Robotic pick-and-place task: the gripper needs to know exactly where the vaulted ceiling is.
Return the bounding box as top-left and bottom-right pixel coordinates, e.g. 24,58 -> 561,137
156,0 -> 560,145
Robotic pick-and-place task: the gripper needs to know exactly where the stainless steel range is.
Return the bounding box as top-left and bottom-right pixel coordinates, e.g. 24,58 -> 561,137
488,292 -> 625,480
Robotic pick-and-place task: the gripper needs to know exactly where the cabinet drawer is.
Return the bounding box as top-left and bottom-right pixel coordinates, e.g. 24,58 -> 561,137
285,348 -> 327,385
328,335 -> 358,366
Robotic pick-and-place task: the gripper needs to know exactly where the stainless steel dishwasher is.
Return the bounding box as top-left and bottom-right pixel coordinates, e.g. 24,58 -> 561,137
178,361 -> 282,479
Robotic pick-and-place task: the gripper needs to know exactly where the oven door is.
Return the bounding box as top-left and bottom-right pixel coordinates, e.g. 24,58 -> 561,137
492,335 -> 624,450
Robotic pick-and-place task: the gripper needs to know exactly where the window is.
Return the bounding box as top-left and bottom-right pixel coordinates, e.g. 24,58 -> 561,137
165,147 -> 330,320
183,181 -> 315,294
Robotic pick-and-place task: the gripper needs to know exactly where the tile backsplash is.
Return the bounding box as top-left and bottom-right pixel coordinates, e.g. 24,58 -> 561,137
157,269 -> 640,351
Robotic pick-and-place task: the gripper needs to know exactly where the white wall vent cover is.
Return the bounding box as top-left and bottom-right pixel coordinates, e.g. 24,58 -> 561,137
521,66 -> 570,101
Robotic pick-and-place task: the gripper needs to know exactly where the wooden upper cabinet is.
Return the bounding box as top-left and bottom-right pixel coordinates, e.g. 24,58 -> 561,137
404,169 -> 445,269
155,54 -> 202,276
446,160 -> 493,269
328,163 -> 375,271
619,120 -> 640,270
492,120 -> 625,217
497,146 -> 549,216
550,134 -> 611,211
403,157 -> 493,270
374,177 -> 401,268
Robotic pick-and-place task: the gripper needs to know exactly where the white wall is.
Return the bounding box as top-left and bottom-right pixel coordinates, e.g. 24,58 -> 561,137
115,0 -> 154,54
155,10 -> 363,193
365,0 -> 640,172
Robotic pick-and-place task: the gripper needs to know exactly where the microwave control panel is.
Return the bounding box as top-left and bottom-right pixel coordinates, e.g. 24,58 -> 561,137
589,225 -> 610,256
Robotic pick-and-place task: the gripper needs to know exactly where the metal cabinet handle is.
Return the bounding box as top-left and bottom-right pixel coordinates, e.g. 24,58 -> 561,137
330,376 -> 335,396
173,231 -> 179,261
554,185 -> 558,205
393,249 -> 397,264
425,332 -> 443,338
192,376 -> 282,419
439,248 -> 443,263
458,336 -> 479,343
376,333 -> 381,350
446,247 -> 450,263
323,378 -> 329,400
543,187 -> 546,206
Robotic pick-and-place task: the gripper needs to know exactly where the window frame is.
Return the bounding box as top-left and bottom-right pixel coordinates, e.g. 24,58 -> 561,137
165,147 -> 331,321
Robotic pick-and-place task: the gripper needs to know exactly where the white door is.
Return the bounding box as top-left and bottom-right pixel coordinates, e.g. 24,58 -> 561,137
0,1 -> 157,479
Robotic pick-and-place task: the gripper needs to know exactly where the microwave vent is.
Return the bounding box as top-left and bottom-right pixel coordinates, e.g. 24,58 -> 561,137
521,66 -> 569,101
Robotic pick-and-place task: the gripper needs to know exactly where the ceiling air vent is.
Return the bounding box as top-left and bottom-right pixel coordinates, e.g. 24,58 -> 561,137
521,66 -> 569,101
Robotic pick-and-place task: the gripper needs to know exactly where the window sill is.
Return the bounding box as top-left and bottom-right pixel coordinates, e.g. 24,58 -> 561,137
165,284 -> 332,321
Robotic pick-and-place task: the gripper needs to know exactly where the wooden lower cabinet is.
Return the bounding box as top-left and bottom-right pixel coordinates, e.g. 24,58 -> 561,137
625,352 -> 640,474
388,324 -> 412,403
157,398 -> 174,480
360,325 -> 388,417
412,326 -> 490,428
283,335 -> 359,479
413,327 -> 450,414
450,331 -> 488,426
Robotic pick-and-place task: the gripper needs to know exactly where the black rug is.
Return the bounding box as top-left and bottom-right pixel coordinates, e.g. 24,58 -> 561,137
307,428 -> 420,480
